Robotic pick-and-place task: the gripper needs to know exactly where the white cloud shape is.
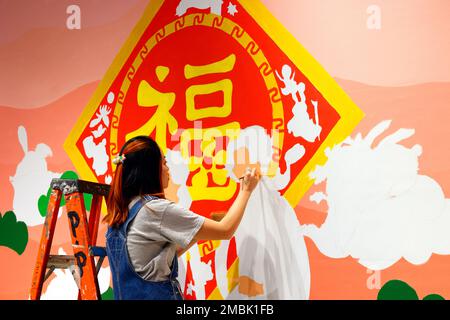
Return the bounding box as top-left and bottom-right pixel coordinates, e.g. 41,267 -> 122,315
302,120 -> 450,270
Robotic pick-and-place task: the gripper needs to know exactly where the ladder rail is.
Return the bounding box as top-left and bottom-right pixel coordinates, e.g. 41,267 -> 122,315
65,191 -> 101,300
30,189 -> 62,300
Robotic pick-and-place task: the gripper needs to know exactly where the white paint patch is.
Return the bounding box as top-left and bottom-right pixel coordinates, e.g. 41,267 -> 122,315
227,2 -> 238,16
166,149 -> 192,208
214,239 -> 231,297
273,143 -> 305,190
276,64 -> 321,142
228,178 -> 310,299
303,120 -> 450,270
178,126 -> 310,299
225,126 -> 304,190
107,92 -> 115,104
89,105 -> 111,128
180,244 -> 214,300
310,192 -> 327,204
9,126 -> 60,226
225,126 -> 273,180
176,0 -> 223,17
177,254 -> 187,293
104,175 -> 112,185
82,136 -> 108,177
285,143 -> 305,166
92,124 -> 106,139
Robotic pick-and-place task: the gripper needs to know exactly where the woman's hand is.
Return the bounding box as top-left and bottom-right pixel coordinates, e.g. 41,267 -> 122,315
241,167 -> 261,193
194,168 -> 261,242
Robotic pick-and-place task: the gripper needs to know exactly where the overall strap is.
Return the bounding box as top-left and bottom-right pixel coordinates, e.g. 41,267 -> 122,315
169,254 -> 178,279
122,195 -> 159,233
123,195 -> 179,280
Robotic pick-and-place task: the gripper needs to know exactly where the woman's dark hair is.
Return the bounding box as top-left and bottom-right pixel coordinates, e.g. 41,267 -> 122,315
103,136 -> 165,227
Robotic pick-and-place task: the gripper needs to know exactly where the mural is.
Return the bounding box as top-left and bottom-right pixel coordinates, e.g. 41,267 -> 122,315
0,211 -> 28,255
304,120 -> 450,270
0,0 -> 449,300
64,0 -> 361,300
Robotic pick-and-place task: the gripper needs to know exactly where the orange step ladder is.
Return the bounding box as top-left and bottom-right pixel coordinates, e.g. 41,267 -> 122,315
30,178 -> 110,300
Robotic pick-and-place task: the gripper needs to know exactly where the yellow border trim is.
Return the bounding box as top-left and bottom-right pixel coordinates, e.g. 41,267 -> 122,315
240,0 -> 364,207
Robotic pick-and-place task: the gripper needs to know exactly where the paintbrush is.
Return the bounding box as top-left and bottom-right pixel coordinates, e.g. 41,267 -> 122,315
238,172 -> 273,190
238,173 -> 271,180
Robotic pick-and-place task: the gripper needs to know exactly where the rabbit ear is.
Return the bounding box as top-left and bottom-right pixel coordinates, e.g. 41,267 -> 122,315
18,126 -> 28,154
377,128 -> 415,148
363,120 -> 391,148
36,143 -> 53,158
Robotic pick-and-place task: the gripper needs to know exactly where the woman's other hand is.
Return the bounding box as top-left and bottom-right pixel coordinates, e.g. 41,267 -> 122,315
241,167 -> 260,193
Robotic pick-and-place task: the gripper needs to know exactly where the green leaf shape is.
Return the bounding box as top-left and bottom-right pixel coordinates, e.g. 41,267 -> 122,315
423,294 -> 445,300
0,211 -> 28,255
37,171 -> 93,216
38,193 -> 50,217
378,280 -> 419,300
101,287 -> 114,300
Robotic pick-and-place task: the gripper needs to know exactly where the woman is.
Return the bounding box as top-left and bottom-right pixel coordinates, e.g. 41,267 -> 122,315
103,135 -> 260,300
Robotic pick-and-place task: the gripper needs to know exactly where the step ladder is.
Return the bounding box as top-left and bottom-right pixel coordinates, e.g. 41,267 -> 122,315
30,178 -> 110,300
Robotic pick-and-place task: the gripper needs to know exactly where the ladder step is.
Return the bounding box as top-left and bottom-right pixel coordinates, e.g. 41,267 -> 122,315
47,246 -> 106,269
48,255 -> 75,269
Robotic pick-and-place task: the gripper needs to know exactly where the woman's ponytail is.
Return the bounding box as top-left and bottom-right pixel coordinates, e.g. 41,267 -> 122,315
104,159 -> 126,227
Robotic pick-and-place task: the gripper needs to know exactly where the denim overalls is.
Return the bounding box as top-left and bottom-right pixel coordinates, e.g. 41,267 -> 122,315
106,195 -> 183,300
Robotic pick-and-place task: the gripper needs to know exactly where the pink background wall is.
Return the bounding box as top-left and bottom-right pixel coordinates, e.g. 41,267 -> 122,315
1,0 -> 449,299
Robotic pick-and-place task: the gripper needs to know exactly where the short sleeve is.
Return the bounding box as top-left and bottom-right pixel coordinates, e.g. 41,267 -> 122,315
159,202 -> 205,248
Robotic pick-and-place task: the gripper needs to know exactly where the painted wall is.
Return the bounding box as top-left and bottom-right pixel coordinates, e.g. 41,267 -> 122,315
0,0 -> 449,300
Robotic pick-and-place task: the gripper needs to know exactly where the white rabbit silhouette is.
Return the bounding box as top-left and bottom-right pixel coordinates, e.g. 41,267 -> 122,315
9,126 -> 60,226
303,120 -> 450,270
82,136 -> 108,177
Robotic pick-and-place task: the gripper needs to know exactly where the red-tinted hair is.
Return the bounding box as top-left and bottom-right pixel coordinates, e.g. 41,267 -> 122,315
103,136 -> 165,227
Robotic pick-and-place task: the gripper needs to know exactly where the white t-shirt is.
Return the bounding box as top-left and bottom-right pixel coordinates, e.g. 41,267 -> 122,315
126,197 -> 205,281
